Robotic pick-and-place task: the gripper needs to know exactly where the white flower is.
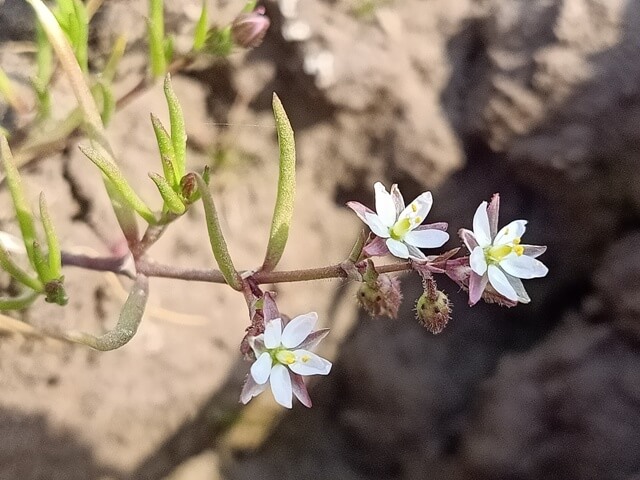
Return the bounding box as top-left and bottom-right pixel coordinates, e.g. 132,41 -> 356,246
0,231 -> 26,255
240,312 -> 331,408
347,182 -> 449,260
460,198 -> 548,305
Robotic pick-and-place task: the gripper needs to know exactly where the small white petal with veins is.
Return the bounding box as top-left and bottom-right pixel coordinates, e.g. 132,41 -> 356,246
281,312 -> 317,348
488,265 -> 517,301
264,318 -> 282,349
270,364 -> 293,408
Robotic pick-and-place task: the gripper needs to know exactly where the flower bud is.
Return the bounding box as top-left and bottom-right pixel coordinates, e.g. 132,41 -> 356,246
231,6 -> 270,48
180,173 -> 198,203
44,278 -> 68,306
415,277 -> 451,334
356,260 -> 402,319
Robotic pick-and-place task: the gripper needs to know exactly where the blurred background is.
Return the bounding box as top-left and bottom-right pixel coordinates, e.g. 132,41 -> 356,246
1,0 -> 639,479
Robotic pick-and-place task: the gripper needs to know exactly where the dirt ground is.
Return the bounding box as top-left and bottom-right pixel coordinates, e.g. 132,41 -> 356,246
1,0 -> 640,479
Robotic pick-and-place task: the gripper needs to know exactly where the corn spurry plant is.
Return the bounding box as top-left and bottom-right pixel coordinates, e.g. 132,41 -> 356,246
0,0 -> 549,409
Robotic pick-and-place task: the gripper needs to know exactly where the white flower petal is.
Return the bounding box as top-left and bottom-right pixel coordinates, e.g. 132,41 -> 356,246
500,253 -> 549,279
250,352 -> 273,385
404,229 -> 449,248
406,244 -> 427,260
487,265 -> 517,301
505,274 -> 531,304
494,220 -> 527,245
240,374 -> 268,404
399,191 -> 433,226
364,212 -> 390,238
0,231 -> 26,255
522,244 -> 547,258
281,312 -> 317,348
289,350 -> 332,376
270,364 -> 293,408
470,246 -> 488,275
472,202 -> 492,246
386,238 -> 409,258
390,184 -> 405,217
264,318 -> 283,348
374,182 -> 397,227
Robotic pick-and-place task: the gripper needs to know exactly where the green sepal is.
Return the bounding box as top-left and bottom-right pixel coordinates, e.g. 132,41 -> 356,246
38,193 -> 62,280
261,93 -> 296,272
149,172 -> 186,215
163,74 -> 187,180
193,0 -> 208,51
204,25 -> 233,57
65,274 -> 149,350
78,144 -> 157,224
195,174 -> 243,291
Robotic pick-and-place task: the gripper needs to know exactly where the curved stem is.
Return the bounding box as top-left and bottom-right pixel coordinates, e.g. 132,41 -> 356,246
62,251 -> 413,284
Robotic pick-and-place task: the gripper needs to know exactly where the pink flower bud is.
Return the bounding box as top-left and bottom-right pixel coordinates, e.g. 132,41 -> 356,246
231,6 -> 270,48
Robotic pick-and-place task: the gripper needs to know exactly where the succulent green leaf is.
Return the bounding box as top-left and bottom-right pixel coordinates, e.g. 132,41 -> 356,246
0,290 -> 39,311
102,34 -> 127,83
193,0 -> 208,51
163,74 -> 187,179
195,174 -> 243,291
147,0 -> 166,77
242,0 -> 258,13
65,274 -> 149,350
31,240 -> 52,282
0,68 -> 26,113
0,136 -> 38,267
149,172 -> 186,215
0,244 -> 43,293
163,35 -> 174,64
79,144 -> 157,224
39,193 -> 62,280
28,0 -> 107,146
150,113 -> 178,184
261,93 -> 296,272
97,81 -> 115,125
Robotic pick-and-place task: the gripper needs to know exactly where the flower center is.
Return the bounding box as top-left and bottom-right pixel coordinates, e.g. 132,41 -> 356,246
390,215 -> 422,241
274,349 -> 296,365
485,237 -> 523,264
